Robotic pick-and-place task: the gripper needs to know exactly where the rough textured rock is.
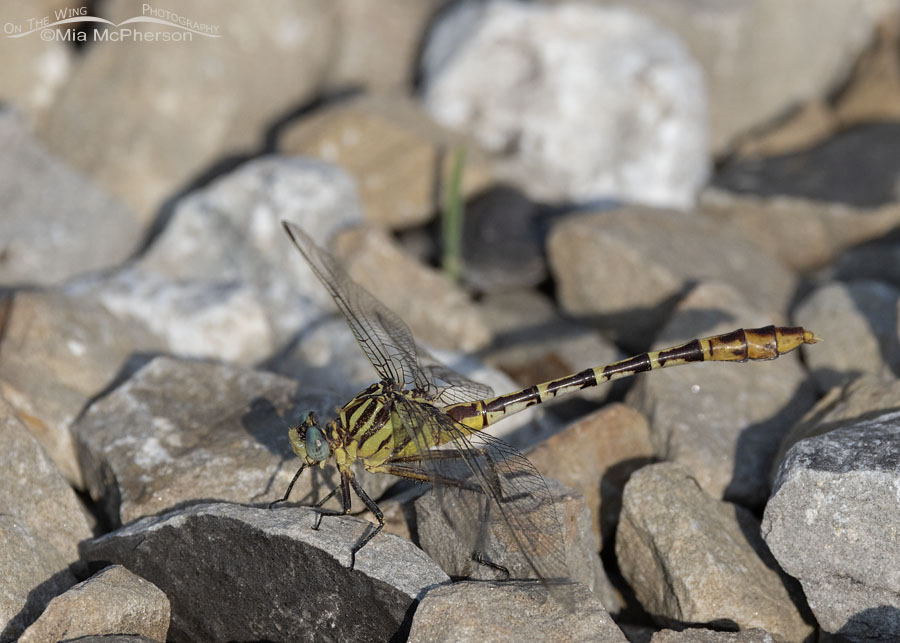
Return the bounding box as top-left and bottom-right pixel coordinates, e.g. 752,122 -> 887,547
650,628 -> 776,642
616,463 -> 812,642
548,208 -> 797,350
763,411 -> 900,642
715,123 -> 900,207
0,290 -> 162,486
72,355 -> 392,525
19,565 -> 170,643
81,503 -> 449,643
408,581 -> 628,643
526,403 -> 654,551
415,478 -> 604,596
586,0 -> 892,153
830,233 -> 900,290
421,1 -> 708,209
0,396 -> 91,569
0,4 -> 72,124
37,1 -> 338,221
0,110 -> 142,286
626,282 -> 815,505
279,95 -> 493,228
332,225 -> 491,352
793,280 -> 900,392
478,289 -> 622,403
698,188 -> 900,272
0,515 -> 78,643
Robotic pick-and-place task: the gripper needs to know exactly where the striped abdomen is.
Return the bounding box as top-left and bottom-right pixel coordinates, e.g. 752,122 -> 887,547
444,325 -> 820,432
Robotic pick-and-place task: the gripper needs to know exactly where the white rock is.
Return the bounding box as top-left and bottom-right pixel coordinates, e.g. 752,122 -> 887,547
421,1 -> 708,209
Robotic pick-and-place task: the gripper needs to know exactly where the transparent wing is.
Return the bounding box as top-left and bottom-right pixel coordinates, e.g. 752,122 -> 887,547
390,396 -> 570,595
283,221 -> 426,389
415,346 -> 494,405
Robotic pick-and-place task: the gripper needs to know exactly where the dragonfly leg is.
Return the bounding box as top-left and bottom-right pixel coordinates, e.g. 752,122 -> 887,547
473,552 -> 510,578
312,472 -> 352,530
268,463 -> 307,509
387,449 -> 507,500
347,474 -> 384,571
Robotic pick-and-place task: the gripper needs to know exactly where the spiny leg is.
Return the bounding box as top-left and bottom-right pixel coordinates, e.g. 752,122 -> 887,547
312,473 -> 351,531
347,475 -> 383,571
268,463 -> 306,509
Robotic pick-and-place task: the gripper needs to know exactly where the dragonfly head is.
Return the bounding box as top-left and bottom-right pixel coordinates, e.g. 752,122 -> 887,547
288,411 -> 331,465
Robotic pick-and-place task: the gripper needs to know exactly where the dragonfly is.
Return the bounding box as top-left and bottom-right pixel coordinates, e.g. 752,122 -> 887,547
275,220 -> 819,590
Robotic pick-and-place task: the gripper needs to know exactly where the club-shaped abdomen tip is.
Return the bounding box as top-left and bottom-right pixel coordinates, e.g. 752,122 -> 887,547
803,329 -> 822,344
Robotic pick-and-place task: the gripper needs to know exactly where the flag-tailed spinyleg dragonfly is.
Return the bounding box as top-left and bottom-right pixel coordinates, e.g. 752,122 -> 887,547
275,220 -> 819,592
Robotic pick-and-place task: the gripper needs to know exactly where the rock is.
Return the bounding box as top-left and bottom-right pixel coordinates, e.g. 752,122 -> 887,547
0,110 -> 142,287
327,0 -> 445,92
72,355 -> 393,525
0,4 -> 72,124
459,187 -> 546,293
829,232 -> 900,288
591,0 -> 891,153
616,463 -> 812,642
650,628 -> 776,642
626,281 -> 817,506
0,396 -> 91,569
478,289 -> 622,404
279,95 -> 493,229
36,1 -> 338,221
762,411 -> 900,642
333,225 -> 492,352
81,503 -> 449,643
834,12 -> 900,125
0,515 -> 78,643
414,477 -> 604,595
547,208 -> 797,351
793,280 -> 900,392
715,123 -> 900,207
18,565 -> 170,643
408,581 -> 628,643
733,99 -> 840,159
67,267 -> 275,366
0,290 -> 162,486
420,1 -> 708,209
698,188 -> 900,272
526,403 -> 654,551
73,156 -> 364,354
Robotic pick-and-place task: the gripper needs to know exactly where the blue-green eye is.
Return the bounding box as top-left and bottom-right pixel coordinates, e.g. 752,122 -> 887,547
305,425 -> 330,461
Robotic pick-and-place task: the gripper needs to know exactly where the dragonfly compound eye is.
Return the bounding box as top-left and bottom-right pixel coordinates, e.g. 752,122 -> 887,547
305,425 -> 330,461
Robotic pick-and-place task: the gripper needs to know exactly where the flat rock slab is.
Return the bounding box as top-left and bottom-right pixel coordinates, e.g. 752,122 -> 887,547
72,355 -> 388,525
616,463 -> 812,642
650,628 -> 775,642
81,503 -> 449,643
19,565 -> 169,643
763,410 -> 900,642
409,580 -> 627,642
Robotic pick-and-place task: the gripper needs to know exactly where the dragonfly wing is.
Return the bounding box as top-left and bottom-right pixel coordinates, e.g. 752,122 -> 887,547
390,396 -> 570,592
283,221 -> 426,389
415,346 -> 494,405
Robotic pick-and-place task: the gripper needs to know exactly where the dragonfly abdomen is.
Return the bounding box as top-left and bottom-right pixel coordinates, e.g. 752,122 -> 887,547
445,325 -> 819,431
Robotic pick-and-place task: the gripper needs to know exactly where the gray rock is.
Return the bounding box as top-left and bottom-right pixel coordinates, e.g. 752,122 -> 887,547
81,503 -> 449,643
0,290 -> 162,486
18,565 -> 170,643
72,355 -> 393,525
408,580 -> 628,643
527,403 -> 654,554
650,628 -> 776,642
414,477 -> 604,596
762,411 -> 900,642
420,1 -> 708,209
772,374 -> 900,482
0,110 -> 142,287
478,289 -> 622,404
830,235 -> 900,290
0,515 -> 77,643
794,280 -> 900,392
0,396 -> 91,569
626,281 -> 817,506
586,0 -> 892,153
36,1 -> 338,221
279,94 -> 494,229
715,123 -> 900,207
548,208 -> 797,351
616,463 -> 812,642
698,188 -> 900,273
0,5 -> 72,123
332,226 -> 492,353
